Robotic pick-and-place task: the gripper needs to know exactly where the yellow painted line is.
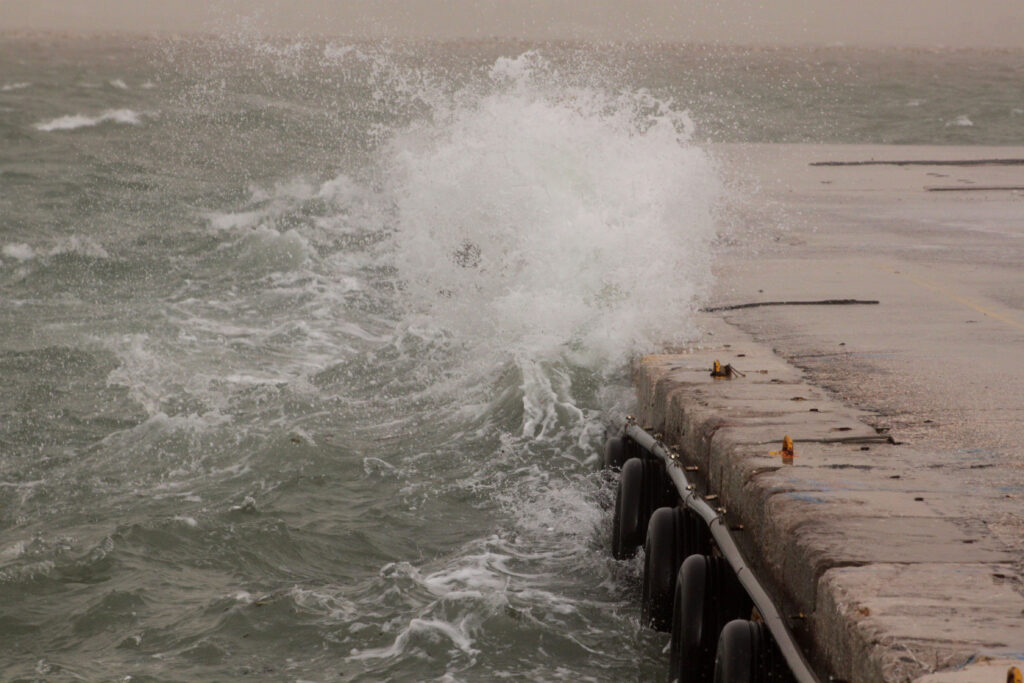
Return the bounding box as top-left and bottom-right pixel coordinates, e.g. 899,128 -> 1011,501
876,264 -> 1024,333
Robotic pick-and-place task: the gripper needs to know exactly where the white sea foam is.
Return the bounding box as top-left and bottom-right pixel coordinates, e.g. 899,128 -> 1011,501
0,541 -> 27,561
286,586 -> 359,623
316,173 -> 363,204
49,235 -> 109,259
205,175 -> 359,238
33,108 -> 143,131
205,210 -> 264,232
946,114 -> 974,127
0,560 -> 55,584
2,243 -> 35,262
249,178 -> 317,204
3,237 -> 109,262
105,334 -> 196,417
1,82 -> 31,92
236,225 -> 312,272
348,616 -> 480,661
109,78 -> 129,89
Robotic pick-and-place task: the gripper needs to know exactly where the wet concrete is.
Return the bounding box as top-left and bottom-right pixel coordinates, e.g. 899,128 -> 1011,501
637,145 -> 1024,681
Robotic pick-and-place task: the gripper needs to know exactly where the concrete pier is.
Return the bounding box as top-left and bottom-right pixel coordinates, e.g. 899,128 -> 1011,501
638,145 -> 1024,682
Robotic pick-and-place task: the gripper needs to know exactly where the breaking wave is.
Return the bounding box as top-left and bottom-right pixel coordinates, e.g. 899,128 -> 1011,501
33,108 -> 143,131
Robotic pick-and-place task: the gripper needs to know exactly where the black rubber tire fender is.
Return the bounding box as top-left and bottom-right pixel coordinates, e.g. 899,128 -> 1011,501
612,457 -> 646,559
603,436 -> 628,470
669,555 -> 753,683
714,619 -> 794,683
622,434 -> 643,461
642,507 -> 713,631
612,455 -> 676,559
713,619 -> 759,683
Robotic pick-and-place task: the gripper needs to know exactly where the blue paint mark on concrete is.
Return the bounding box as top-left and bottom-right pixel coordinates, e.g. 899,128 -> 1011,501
787,493 -> 828,504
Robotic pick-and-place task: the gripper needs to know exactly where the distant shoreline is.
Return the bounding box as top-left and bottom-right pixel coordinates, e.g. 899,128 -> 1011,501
2,28 -> 1024,54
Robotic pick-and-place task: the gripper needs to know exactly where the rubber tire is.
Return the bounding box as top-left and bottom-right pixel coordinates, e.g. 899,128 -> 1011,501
642,507 -> 713,631
603,436 -> 628,470
712,618 -> 790,683
622,434 -> 643,461
713,620 -> 793,683
612,457 -> 646,559
643,455 -> 678,518
669,555 -> 753,683
713,620 -> 757,683
612,457 -> 676,559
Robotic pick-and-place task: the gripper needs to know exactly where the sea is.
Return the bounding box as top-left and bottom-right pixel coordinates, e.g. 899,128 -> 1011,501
1,32 -> 1022,681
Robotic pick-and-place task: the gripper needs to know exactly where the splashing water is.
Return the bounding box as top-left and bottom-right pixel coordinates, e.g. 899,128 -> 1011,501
389,52 -> 719,370
0,38 -> 722,680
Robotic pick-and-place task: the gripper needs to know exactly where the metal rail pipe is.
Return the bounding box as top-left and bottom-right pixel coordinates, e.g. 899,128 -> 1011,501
624,421 -> 820,683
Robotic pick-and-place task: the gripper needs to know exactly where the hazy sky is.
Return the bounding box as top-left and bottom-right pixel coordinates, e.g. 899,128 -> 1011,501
3,0 -> 1024,47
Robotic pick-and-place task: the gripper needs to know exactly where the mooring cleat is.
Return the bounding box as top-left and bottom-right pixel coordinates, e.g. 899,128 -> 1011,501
771,435 -> 796,463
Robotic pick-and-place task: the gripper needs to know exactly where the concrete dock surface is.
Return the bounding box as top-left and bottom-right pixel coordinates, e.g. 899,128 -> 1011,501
637,145 -> 1024,681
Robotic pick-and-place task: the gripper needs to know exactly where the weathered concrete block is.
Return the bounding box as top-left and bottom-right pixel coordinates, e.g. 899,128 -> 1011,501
818,564 -> 1024,682
632,314 -> 1023,682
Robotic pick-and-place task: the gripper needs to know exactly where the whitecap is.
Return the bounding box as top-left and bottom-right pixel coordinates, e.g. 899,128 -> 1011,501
2,243 -> 35,262
0,560 -> 55,584
49,235 -> 109,259
236,225 -> 312,272
33,108 -> 143,132
347,617 -> 478,661
946,114 -> 974,127
229,496 -> 258,513
248,178 -> 316,203
316,173 -> 361,203
108,78 -> 128,89
362,457 -> 397,476
0,541 -> 27,561
287,586 -> 358,623
204,210 -> 264,232
0,82 -> 31,92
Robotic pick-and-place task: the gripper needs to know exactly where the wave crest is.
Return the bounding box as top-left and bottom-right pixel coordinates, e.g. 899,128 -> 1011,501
33,109 -> 143,132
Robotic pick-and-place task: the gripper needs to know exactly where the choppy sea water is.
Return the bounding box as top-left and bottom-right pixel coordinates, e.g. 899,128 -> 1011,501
1,33 -> 1022,680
